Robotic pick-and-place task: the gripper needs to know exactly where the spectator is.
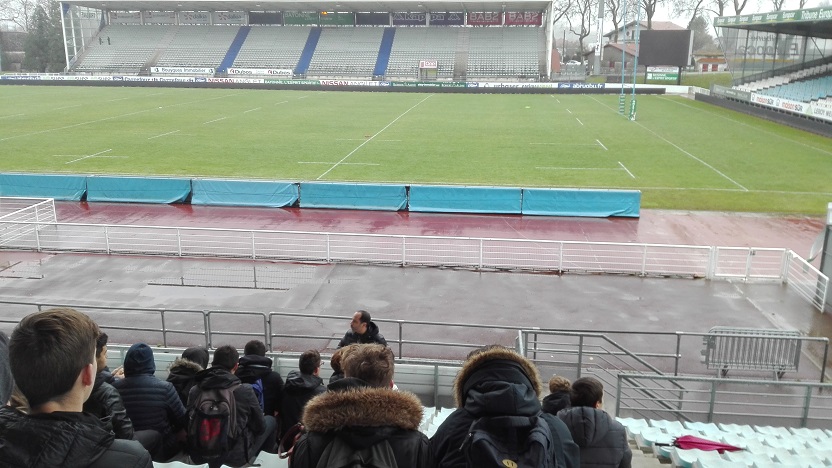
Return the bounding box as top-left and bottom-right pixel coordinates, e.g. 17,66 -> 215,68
0,331 -> 11,406
0,308 -> 151,467
84,333 -> 135,439
430,345 -> 579,468
558,377 -> 632,468
114,342 -> 188,461
188,345 -> 277,467
278,349 -> 325,440
542,374 -> 572,415
235,339 -> 284,417
328,346 -> 348,384
167,346 -> 209,406
291,344 -> 431,467
337,310 -> 388,348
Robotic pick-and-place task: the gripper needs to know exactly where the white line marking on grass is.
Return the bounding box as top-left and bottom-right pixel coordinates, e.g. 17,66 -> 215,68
589,96 -> 749,191
54,104 -> 82,111
566,108 -> 572,114
529,143 -> 600,146
243,107 -> 261,113
596,139 -> 608,151
65,149 -> 112,164
143,92 -> 166,97
536,167 -> 622,171
336,138 -> 402,142
106,97 -> 131,102
275,101 -> 289,105
618,161 -> 635,178
576,118 -> 584,126
203,117 -> 227,124
316,94 -> 433,180
0,114 -> 24,120
147,130 -> 180,140
299,162 -> 380,166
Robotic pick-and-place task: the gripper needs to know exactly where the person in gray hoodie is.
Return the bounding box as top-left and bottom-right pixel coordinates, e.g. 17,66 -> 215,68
558,377 -> 632,468
278,349 -> 326,440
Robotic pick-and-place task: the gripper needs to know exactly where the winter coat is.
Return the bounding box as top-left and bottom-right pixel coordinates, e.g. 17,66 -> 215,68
542,390 -> 572,416
337,321 -> 388,348
187,366 -> 266,466
558,406 -> 632,468
279,370 -> 326,438
430,346 -> 580,468
290,378 -> 431,468
166,357 -> 203,407
0,406 -> 152,468
112,343 -> 187,436
84,371 -> 135,440
235,354 -> 285,416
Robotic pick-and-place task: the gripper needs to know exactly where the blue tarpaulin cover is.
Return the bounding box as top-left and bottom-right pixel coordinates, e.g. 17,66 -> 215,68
521,188 -> 641,217
299,182 -> 407,211
86,176 -> 192,203
408,185 -> 522,214
0,173 -> 87,201
191,179 -> 298,207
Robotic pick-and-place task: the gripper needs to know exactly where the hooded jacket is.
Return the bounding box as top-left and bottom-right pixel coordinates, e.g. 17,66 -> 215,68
430,347 -> 580,468
0,406 -> 152,468
235,354 -> 284,416
84,371 -> 135,440
187,366 -> 266,466
112,343 -> 187,435
166,357 -> 204,407
542,390 -> 572,416
337,321 -> 388,348
289,378 -> 431,468
558,406 -> 632,468
279,370 -> 325,438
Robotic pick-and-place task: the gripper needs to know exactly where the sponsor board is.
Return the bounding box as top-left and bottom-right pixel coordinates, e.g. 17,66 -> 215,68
151,67 -> 214,74
206,77 -> 265,84
556,83 -> 605,89
228,68 -> 292,76
122,76 -> 197,82
180,11 -> 211,24
264,79 -> 321,85
319,80 -> 380,86
212,11 -> 246,24
419,60 -> 438,69
388,81 -> 466,87
472,82 -> 558,88
750,92 -> 832,123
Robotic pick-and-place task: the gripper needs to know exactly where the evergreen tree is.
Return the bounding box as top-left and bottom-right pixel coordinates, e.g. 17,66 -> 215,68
22,1 -> 64,72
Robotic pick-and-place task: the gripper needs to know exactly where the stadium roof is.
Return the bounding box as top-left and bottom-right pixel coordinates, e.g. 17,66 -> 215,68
714,6 -> 832,39
68,0 -> 553,13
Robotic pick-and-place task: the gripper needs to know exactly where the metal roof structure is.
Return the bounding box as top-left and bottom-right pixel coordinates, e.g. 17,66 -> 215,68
67,0 -> 552,13
715,7 -> 832,40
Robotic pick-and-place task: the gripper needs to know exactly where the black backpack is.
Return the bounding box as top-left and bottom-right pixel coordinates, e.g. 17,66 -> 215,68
314,436 -> 399,468
187,383 -> 240,459
461,414 -> 556,468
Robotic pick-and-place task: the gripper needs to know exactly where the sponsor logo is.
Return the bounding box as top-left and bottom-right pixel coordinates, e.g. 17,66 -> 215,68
320,80 -> 378,86
419,60 -> 438,68
557,83 -> 604,89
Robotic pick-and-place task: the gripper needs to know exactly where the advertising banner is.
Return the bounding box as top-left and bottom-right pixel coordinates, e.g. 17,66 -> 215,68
205,77 -> 265,84
749,92 -> 832,123
212,11 -> 246,24
556,82 -> 605,89
715,7 -> 832,26
504,12 -> 542,25
144,11 -> 175,24
392,12 -> 427,25
179,11 -> 211,24
469,82 -> 557,88
319,12 -> 355,25
228,68 -> 292,76
429,12 -> 464,25
120,76 -> 197,82
109,11 -> 141,24
283,12 -> 319,25
467,12 -> 502,25
419,60 -> 438,69
387,81 -> 466,87
356,12 -> 390,25
151,66 -> 214,74
264,79 -> 322,85
646,66 -> 678,81
320,80 -> 380,86
249,12 -> 282,24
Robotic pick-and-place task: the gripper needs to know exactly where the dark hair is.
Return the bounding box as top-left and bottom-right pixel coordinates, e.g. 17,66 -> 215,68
466,344 -> 508,360
9,308 -> 99,408
95,333 -> 109,359
356,310 -> 371,325
244,340 -> 267,357
211,345 -> 239,371
571,376 -> 604,407
299,349 -> 321,375
342,344 -> 394,388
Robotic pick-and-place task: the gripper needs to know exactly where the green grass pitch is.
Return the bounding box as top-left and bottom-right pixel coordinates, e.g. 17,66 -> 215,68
1,85 -> 830,214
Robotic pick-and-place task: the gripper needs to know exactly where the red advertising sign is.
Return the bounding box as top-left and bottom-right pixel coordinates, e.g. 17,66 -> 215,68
467,12 -> 502,25
505,12 -> 542,25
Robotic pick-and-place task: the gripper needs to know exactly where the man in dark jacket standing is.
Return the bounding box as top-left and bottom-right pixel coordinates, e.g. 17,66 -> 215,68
113,342 -> 188,461
337,310 -> 388,348
558,377 -> 632,468
188,345 -> 277,468
290,344 -> 431,467
235,339 -> 284,417
0,308 -> 152,468
278,349 -> 326,440
430,345 -> 580,468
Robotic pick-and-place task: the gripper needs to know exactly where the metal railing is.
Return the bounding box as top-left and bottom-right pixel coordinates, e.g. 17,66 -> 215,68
615,373 -> 832,428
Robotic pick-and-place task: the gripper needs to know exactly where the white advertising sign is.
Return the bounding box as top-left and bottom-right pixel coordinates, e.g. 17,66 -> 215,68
227,68 -> 293,76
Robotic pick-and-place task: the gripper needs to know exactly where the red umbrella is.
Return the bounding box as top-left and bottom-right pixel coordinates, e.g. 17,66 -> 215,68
671,435 -> 743,454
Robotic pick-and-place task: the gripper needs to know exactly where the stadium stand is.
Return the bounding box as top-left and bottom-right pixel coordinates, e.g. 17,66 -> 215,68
74,25 -> 169,74
385,27 -> 458,80
466,27 -> 544,79
231,26 -> 311,71
154,26 -> 240,69
305,27 -> 384,78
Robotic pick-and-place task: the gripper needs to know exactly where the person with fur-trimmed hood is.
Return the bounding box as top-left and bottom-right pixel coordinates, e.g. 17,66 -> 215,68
166,346 -> 209,407
289,344 -> 431,468
430,345 -> 580,468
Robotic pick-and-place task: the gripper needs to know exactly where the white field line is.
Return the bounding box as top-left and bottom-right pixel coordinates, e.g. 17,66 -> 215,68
147,130 -> 180,140
243,107 -> 261,113
618,161 -> 636,179
566,108 -> 572,114
106,97 -> 131,102
536,167 -> 623,171
54,104 -> 82,111
65,149 -> 111,164
0,113 -> 25,120
0,93 -> 239,142
299,162 -> 380,166
529,143 -> 600,146
590,96 -> 748,191
596,139 -> 608,151
336,138 -> 401,142
576,118 -> 584,126
659,96 -> 832,157
275,101 -> 289,105
316,94 -> 433,180
203,117 -> 227,124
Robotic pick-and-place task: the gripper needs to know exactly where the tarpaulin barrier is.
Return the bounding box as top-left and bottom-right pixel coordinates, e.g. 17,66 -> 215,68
521,188 -> 641,218
191,179 -> 298,207
299,182 -> 407,211
0,173 -> 87,201
408,185 -> 522,214
86,176 -> 191,203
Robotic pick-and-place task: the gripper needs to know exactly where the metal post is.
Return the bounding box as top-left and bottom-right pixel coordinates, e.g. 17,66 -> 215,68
160,309 -> 167,347
433,364 -> 440,407
641,245 -> 647,276
615,375 -> 623,416
745,249 -> 754,281
821,341 -> 828,382
251,231 -> 256,260
326,234 -> 331,263
398,321 -> 403,359
707,381 -> 717,423
479,238 -> 483,270
674,333 -> 682,376
402,237 -> 406,266
577,335 -> 584,378
177,229 -> 182,257
558,242 -> 564,272
104,226 -> 110,254
800,385 -> 813,428
34,224 -> 41,252
203,311 -> 211,349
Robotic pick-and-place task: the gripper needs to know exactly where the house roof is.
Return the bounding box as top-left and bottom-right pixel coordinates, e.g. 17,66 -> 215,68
604,20 -> 685,38
603,42 -> 638,57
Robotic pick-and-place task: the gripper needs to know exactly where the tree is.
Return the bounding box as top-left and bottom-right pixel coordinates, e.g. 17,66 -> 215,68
567,0 -> 598,62
641,0 -> 665,30
689,15 -> 716,51
0,0 -> 49,31
770,0 -> 786,9
732,0 -> 750,15
606,0 -> 624,42
705,0 -> 729,18
672,0 -> 707,29
22,1 -> 64,72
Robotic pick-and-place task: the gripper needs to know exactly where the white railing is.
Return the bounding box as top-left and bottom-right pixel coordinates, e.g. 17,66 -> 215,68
784,250 -> 829,311
0,198 -> 56,248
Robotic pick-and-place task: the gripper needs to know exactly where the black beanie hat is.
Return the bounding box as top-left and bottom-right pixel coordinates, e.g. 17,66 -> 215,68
181,346 -> 209,369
